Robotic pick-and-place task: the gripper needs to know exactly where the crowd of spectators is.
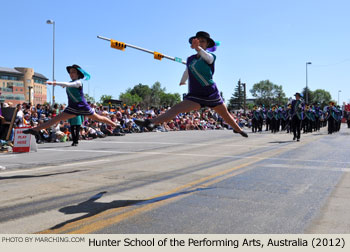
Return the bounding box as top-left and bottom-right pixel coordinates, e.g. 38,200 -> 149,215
2,102 -> 245,144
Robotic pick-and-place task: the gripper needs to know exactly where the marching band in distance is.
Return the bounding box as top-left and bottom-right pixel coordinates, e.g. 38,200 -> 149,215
250,92 -> 343,141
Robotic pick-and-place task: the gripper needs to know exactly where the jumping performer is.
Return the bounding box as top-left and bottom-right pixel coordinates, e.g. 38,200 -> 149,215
23,64 -> 117,136
135,31 -> 248,138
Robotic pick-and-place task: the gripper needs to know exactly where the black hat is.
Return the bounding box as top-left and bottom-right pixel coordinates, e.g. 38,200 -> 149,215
66,64 -> 84,79
189,31 -> 216,48
294,92 -> 302,97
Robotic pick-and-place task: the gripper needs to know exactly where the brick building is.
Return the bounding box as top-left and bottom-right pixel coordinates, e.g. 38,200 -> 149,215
0,67 -> 48,105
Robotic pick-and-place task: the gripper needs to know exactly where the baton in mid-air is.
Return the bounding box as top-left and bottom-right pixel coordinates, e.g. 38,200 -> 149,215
97,35 -> 186,65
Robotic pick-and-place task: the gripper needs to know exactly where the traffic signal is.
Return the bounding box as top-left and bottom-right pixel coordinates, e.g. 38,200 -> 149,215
110,40 -> 126,51
154,52 -> 163,60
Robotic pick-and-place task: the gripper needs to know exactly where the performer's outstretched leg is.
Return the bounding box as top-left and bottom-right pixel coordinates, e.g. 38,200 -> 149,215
87,113 -> 117,127
213,103 -> 248,137
135,100 -> 248,138
23,112 -> 76,135
152,100 -> 200,124
24,112 -> 117,136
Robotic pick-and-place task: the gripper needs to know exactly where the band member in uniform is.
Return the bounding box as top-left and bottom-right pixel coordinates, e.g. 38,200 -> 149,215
326,102 -> 336,134
252,106 -> 260,133
258,105 -> 264,132
314,104 -> 321,131
271,106 -> 278,133
290,93 -> 303,141
265,107 -> 272,131
335,105 -> 342,132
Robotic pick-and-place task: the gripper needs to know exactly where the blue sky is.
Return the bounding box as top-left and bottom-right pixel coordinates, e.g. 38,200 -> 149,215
1,0 -> 349,105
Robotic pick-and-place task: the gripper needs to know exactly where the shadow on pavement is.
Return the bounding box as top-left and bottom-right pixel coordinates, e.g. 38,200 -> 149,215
49,187 -> 212,231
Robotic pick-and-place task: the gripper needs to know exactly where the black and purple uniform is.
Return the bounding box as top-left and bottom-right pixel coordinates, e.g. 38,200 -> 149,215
181,49 -> 223,108
54,80 -> 94,115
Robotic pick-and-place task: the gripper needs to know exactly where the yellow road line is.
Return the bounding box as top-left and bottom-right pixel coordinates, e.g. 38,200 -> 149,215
38,159 -> 253,234
68,159 -> 259,234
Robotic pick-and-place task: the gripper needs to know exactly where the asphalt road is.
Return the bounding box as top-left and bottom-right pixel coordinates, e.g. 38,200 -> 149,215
0,125 -> 349,234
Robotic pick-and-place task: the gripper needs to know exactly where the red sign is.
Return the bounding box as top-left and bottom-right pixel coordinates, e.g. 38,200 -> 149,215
13,127 -> 32,152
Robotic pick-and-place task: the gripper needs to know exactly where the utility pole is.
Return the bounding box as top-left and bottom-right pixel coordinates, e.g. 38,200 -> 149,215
242,83 -> 246,114
238,79 -> 241,109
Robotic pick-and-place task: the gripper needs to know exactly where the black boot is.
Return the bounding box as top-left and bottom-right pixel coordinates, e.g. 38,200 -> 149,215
233,129 -> 248,138
23,128 -> 40,137
134,119 -> 155,131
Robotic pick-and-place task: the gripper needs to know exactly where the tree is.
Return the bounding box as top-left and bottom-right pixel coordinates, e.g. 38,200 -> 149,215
150,81 -> 166,107
99,95 -> 112,105
159,92 -> 181,107
128,84 -> 152,107
119,82 -> 181,108
119,92 -> 142,106
249,80 -> 287,107
312,89 -> 332,107
273,85 -> 288,105
84,94 -> 95,104
228,79 -> 244,110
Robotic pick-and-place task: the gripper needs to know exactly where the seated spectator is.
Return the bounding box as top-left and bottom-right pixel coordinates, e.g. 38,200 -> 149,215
193,118 -> 201,130
51,123 -> 66,142
90,122 -> 106,138
62,127 -> 71,142
168,120 -> 178,131
162,122 -> 171,132
80,127 -> 88,140
86,126 -> 97,139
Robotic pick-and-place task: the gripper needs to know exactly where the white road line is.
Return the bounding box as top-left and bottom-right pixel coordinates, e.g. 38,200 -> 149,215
38,148 -> 350,166
0,159 -> 111,176
86,140 -> 299,149
0,155 -> 17,158
263,163 -> 350,172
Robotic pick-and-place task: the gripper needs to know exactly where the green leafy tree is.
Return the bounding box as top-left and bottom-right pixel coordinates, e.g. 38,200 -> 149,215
250,80 -> 287,107
311,89 -> 332,107
128,84 -> 152,107
150,81 -> 166,107
119,82 -> 180,108
273,85 -> 288,106
159,92 -> 181,107
119,92 -> 142,106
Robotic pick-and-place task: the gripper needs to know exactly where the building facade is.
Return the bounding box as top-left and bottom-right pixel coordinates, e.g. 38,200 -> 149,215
0,67 -> 48,105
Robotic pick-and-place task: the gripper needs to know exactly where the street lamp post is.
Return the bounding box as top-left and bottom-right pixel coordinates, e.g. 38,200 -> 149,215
306,62 -> 312,104
242,83 -> 246,114
338,90 -> 341,105
46,19 -> 55,105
